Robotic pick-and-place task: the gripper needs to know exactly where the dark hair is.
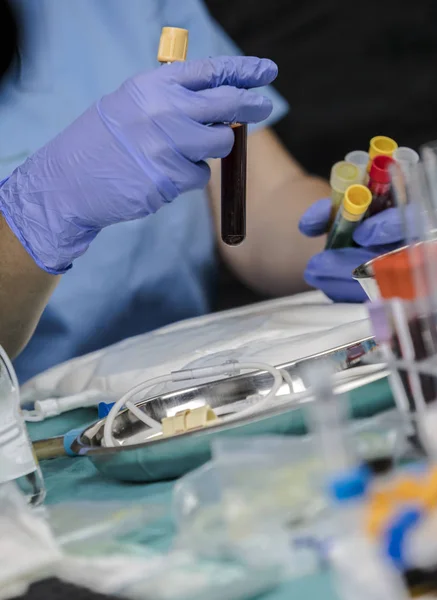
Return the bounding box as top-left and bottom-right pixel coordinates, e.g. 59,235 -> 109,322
0,0 -> 18,82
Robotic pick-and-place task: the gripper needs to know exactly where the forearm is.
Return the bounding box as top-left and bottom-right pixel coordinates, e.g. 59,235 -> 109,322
208,128 -> 330,296
0,215 -> 60,358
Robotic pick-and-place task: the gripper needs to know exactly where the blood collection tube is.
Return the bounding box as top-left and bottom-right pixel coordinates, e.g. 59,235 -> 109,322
345,150 -> 369,183
372,257 -> 424,421
367,136 -> 398,172
373,247 -> 437,409
367,155 -> 395,217
325,184 -> 372,250
329,161 -> 362,220
157,27 -> 188,65
221,123 -> 247,246
157,27 -> 246,247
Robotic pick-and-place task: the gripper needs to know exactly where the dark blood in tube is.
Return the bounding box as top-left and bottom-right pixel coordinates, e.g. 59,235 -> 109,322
221,123 -> 247,246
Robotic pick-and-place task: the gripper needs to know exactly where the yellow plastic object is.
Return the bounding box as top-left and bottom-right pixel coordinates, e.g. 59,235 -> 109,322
365,470 -> 437,538
157,27 -> 189,63
162,405 -> 218,437
367,136 -> 398,171
366,500 -> 394,538
393,477 -> 426,503
419,468 -> 437,510
330,161 -> 362,214
342,185 -> 372,220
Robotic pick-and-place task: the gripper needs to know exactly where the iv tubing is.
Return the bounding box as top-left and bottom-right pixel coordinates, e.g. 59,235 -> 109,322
103,361 -> 284,447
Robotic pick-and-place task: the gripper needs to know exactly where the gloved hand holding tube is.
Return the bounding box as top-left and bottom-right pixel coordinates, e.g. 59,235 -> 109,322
299,198 -> 405,302
0,56 -> 277,274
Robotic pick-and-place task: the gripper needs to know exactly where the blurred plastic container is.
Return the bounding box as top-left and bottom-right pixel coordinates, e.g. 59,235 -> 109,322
174,436 -> 326,575
173,409 -> 410,579
120,552 -> 280,600
213,435 -> 325,532
212,435 -> 328,576
173,462 -> 227,557
352,410 -> 409,466
39,501 -> 163,554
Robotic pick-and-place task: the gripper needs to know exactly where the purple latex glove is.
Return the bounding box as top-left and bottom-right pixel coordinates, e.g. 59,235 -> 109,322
298,198 -> 404,302
0,56 -> 277,274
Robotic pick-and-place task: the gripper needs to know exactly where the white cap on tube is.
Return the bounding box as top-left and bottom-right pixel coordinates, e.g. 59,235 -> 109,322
345,150 -> 369,169
344,151 -> 369,182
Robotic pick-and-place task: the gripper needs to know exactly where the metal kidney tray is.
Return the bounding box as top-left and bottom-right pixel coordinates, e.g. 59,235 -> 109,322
71,337 -> 387,483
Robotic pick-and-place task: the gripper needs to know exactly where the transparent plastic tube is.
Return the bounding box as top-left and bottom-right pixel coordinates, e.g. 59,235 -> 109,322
420,139 -> 437,230
367,301 -> 411,415
103,361 -> 284,447
302,360 -> 353,475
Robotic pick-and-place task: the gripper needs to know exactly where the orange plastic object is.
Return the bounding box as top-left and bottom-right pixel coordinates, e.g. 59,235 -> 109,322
372,245 -> 436,300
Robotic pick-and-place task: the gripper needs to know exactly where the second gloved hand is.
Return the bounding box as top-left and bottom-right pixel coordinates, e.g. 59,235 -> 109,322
299,198 -> 404,302
0,56 -> 277,274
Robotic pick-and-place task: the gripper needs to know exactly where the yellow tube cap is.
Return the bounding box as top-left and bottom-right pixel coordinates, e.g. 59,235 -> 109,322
330,161 -> 361,193
157,27 -> 189,63
343,184 -> 372,216
368,136 -> 398,163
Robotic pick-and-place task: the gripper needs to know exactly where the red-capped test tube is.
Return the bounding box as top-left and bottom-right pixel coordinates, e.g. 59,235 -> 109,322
367,155 -> 395,217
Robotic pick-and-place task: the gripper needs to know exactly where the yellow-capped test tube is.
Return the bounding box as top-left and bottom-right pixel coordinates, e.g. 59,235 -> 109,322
325,184 -> 372,250
157,27 -> 189,64
367,136 -> 398,172
330,161 -> 362,217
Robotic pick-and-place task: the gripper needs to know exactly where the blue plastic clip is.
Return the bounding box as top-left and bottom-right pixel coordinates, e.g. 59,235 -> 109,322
98,401 -> 115,419
384,506 -> 423,570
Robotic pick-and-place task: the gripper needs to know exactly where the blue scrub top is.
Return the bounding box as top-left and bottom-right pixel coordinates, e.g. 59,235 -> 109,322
0,0 -> 288,382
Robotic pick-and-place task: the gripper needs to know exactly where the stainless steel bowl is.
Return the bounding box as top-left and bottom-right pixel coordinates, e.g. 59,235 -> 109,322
352,245 -> 408,301
68,337 -> 389,483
